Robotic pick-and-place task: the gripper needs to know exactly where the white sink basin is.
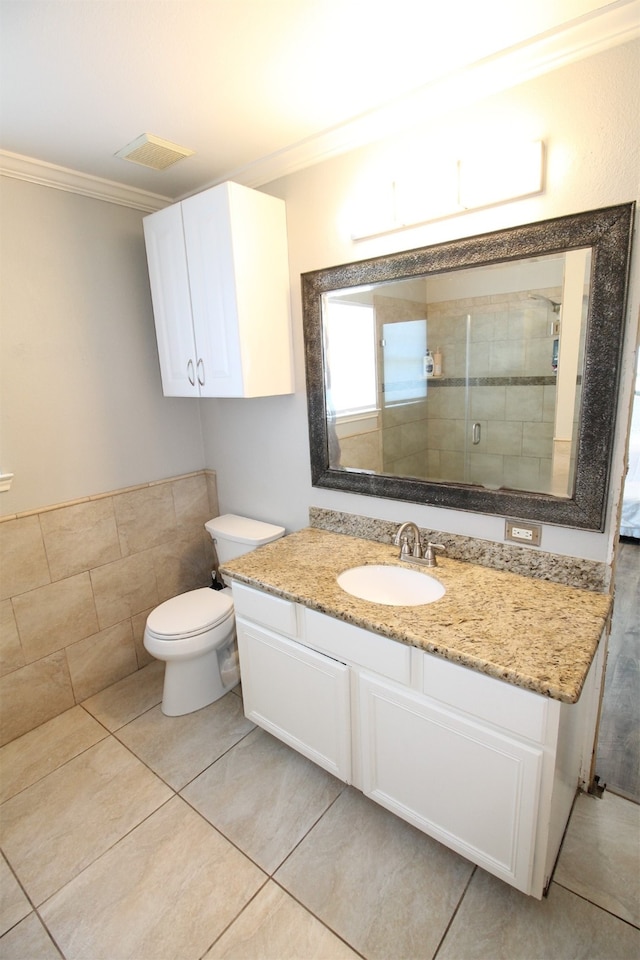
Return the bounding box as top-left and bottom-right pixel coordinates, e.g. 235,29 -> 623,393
337,564 -> 445,606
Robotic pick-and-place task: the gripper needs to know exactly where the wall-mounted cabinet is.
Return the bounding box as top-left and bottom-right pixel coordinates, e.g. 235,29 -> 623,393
143,181 -> 294,398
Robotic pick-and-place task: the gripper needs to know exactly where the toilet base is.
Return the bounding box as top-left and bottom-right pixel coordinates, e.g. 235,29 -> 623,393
160,646 -> 237,716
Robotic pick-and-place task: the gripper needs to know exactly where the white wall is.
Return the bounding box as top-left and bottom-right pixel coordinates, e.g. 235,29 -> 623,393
200,39 -> 640,562
0,177 -> 205,516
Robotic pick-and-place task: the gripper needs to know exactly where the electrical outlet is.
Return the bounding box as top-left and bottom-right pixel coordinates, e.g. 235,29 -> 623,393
505,519 -> 541,546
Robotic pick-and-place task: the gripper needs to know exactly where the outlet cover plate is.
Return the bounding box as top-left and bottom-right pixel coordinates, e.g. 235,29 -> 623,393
505,519 -> 541,546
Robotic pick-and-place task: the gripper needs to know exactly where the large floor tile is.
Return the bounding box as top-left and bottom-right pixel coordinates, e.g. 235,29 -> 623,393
116,690 -> 255,790
437,869 -> 640,959
204,880 -> 360,959
40,796 -> 266,960
81,660 -> 164,730
553,791 -> 640,925
275,787 -> 473,960
182,728 -> 344,873
0,705 -> 107,803
0,913 -> 62,959
0,737 -> 171,904
0,855 -> 31,936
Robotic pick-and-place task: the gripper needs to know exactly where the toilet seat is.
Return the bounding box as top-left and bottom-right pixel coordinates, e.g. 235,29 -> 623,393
145,587 -> 233,641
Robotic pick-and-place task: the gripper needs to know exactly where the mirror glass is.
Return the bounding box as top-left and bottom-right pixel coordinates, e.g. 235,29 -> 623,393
323,250 -> 590,499
303,205 -> 634,530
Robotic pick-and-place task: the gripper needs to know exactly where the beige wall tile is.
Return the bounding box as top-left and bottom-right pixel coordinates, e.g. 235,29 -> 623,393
470,385 -> 506,421
485,421 -> 523,457
468,452 -> 504,487
0,599 -> 25,677
338,432 -> 382,472
505,385 -> 545,422
153,537 -> 213,603
40,499 -> 121,581
205,470 -> 220,518
504,456 -> 542,491
439,450 -> 465,482
388,450 -> 428,478
131,607 -> 155,668
0,652 -> 74,746
0,516 -> 50,601
113,484 -> 177,557
90,551 -> 158,630
171,474 -> 211,538
66,621 -> 137,702
13,573 -> 99,662
523,421 -> 554,458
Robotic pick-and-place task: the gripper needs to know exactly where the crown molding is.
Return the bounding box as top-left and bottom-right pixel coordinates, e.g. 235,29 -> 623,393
209,0 -> 640,192
0,151 -> 170,212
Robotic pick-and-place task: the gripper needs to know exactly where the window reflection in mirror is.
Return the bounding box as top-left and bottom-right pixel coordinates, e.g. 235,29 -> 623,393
323,250 -> 592,500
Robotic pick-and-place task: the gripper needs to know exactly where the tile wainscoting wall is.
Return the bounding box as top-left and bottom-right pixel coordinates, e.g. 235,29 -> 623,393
0,471 -> 219,746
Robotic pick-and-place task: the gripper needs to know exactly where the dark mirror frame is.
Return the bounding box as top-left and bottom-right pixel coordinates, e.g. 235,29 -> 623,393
302,203 -> 634,531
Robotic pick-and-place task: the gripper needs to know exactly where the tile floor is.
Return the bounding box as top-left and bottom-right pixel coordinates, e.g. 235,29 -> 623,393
1,662 -> 638,960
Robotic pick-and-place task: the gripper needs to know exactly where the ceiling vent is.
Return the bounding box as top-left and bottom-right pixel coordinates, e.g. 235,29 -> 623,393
115,133 -> 194,170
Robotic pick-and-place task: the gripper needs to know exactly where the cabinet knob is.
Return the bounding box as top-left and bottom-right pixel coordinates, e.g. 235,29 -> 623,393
187,359 -> 195,386
197,359 -> 205,386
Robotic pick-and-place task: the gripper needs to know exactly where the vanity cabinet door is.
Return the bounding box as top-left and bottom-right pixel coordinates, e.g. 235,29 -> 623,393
358,672 -> 542,895
236,617 -> 351,782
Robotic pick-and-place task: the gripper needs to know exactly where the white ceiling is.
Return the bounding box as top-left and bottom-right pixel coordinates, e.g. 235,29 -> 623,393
1,0 -> 638,203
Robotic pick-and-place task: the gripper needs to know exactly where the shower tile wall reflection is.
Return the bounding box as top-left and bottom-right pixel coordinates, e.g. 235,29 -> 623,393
376,289 -> 580,495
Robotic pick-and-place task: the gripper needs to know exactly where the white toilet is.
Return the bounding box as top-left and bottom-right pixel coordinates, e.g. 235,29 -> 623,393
144,514 -> 285,716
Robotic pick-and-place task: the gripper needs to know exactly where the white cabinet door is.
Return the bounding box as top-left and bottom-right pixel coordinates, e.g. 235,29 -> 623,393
182,182 -> 293,398
237,617 -> 351,782
142,203 -> 199,397
359,672 -> 542,894
181,186 -> 244,396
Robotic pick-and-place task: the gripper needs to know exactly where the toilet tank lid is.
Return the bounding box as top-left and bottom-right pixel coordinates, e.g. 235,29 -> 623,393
205,514 -> 285,545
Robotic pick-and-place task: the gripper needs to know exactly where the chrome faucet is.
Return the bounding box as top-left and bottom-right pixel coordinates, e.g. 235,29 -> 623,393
394,522 -> 446,567
394,521 -> 423,559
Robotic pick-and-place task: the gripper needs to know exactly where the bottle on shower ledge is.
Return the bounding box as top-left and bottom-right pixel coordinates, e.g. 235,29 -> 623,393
433,346 -> 442,377
423,349 -> 434,378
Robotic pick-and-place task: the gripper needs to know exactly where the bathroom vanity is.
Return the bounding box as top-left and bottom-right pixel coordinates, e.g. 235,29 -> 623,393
221,527 -> 611,900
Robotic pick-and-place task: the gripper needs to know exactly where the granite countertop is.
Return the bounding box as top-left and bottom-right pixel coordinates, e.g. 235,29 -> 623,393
220,527 -> 612,704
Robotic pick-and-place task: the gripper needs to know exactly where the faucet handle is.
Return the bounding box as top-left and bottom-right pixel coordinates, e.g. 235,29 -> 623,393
423,541 -> 445,565
399,535 -> 412,557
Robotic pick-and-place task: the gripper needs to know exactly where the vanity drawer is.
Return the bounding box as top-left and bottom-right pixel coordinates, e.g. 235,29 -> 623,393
231,582 -> 299,638
303,608 -> 411,684
422,653 -> 548,743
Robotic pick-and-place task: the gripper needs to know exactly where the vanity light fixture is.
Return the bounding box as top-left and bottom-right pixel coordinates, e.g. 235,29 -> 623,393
114,133 -> 194,170
351,139 -> 545,241
458,139 -> 545,211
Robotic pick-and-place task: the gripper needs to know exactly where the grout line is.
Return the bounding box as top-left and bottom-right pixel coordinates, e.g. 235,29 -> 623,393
196,878 -> 271,960
550,880 -> 640,930
270,874 -> 368,960
431,866 -> 477,959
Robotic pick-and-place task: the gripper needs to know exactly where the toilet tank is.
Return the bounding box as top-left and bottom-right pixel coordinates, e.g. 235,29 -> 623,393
205,514 -> 285,563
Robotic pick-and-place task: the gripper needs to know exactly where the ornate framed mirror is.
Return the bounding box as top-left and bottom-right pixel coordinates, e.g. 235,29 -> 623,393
302,204 -> 634,530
